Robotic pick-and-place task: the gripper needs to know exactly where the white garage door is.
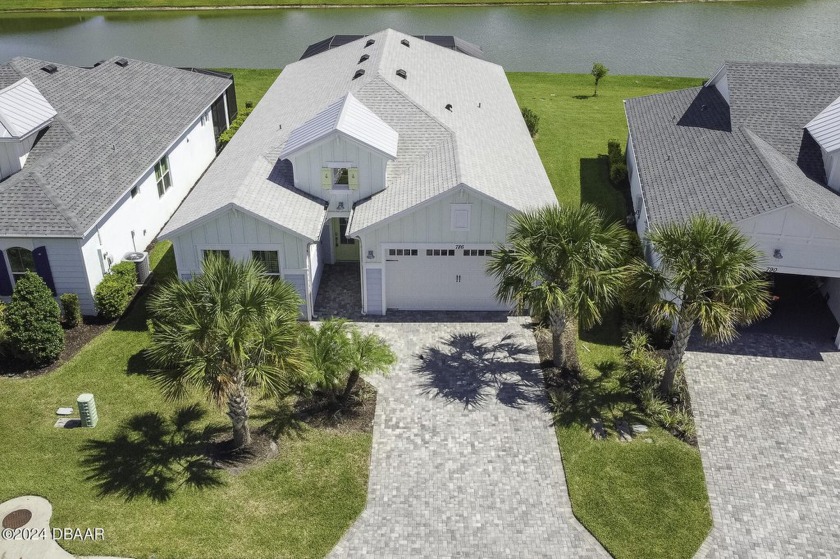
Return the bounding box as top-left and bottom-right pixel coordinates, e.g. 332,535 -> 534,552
385,247 -> 510,311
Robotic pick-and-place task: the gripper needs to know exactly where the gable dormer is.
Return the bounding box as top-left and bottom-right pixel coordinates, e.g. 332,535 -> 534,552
279,92 -> 398,209
706,63 -> 730,106
806,94 -> 840,191
0,78 -> 57,181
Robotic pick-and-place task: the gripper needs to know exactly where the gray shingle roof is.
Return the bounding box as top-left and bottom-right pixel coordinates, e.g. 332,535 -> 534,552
626,61 -> 840,229
0,57 -> 230,237
162,29 -> 555,241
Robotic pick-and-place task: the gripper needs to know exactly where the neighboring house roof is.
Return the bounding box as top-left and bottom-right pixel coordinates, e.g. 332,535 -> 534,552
162,29 -> 555,241
806,94 -> 840,154
300,34 -> 485,61
625,61 -> 840,229
279,92 -> 399,160
0,57 -> 230,238
0,78 -> 56,139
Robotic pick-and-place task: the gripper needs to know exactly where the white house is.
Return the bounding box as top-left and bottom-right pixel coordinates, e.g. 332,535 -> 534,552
161,29 -> 556,319
625,61 -> 840,334
0,57 -> 235,314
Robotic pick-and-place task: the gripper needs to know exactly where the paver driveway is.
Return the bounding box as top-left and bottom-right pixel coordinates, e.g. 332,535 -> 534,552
686,333 -> 840,558
328,317 -> 608,558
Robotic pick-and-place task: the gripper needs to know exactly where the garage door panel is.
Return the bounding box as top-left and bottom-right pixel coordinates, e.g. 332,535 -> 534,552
385,251 -> 508,311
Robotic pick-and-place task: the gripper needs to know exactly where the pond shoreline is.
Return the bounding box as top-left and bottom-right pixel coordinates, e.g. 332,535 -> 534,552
0,0 -> 753,14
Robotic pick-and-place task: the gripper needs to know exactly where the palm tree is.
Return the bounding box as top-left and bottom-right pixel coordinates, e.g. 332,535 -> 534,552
629,214 -> 771,395
146,254 -> 305,449
341,328 -> 396,404
299,318 -> 353,406
488,204 -> 630,373
299,319 -> 396,407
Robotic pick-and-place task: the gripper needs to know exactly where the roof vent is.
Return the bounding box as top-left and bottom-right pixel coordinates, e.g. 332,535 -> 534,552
93,60 -> 105,67
353,69 -> 366,80
401,39 -> 410,48
445,104 -> 453,112
115,58 -> 129,67
41,64 -> 58,74
365,39 -> 375,48
396,69 -> 407,79
358,54 -> 369,64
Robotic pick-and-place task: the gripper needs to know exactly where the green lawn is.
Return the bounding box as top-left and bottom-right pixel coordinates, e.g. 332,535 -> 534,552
0,242 -> 372,559
509,72 -> 711,559
2,0 -> 700,13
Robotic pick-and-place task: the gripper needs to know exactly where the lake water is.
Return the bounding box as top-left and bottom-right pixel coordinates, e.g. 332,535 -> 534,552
1,0 -> 839,76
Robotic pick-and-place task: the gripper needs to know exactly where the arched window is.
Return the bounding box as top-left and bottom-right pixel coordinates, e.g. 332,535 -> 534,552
6,247 -> 35,283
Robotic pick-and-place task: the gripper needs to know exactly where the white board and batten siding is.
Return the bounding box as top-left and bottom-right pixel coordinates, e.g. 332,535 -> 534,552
737,205 -> 840,277
358,188 -> 513,313
81,107 -> 218,298
169,207 -> 316,318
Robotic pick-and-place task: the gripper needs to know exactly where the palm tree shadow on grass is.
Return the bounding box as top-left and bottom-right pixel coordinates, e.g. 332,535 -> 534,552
79,404 -> 227,502
413,332 -> 545,411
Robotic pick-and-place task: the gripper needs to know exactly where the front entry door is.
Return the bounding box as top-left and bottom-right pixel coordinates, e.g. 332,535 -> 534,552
333,217 -> 360,262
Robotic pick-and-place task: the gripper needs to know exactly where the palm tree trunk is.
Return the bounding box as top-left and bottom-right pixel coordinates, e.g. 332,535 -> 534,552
562,316 -> 581,374
227,371 -> 251,448
661,315 -> 694,396
341,369 -> 360,405
548,309 -> 568,370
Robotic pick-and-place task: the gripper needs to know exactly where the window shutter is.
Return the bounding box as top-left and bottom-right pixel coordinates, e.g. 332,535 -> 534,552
32,246 -> 56,295
348,168 -> 359,190
0,253 -> 12,296
321,168 -> 332,189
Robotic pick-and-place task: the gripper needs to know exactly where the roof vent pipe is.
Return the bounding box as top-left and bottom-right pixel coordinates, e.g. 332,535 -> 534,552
445,104 -> 453,112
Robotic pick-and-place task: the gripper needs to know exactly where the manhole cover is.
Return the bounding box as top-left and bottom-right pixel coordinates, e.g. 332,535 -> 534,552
2,509 -> 32,529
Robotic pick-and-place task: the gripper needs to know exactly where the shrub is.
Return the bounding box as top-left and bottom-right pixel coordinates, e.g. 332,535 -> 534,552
5,272 -> 64,366
521,107 -> 540,138
610,162 -> 628,185
218,105 -> 254,147
94,269 -> 136,321
0,303 -> 9,358
111,261 -> 137,284
607,139 -> 623,166
60,293 -> 82,328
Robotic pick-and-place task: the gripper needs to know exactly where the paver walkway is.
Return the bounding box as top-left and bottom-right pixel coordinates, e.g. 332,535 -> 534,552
686,333 -> 840,558
328,317 -> 608,558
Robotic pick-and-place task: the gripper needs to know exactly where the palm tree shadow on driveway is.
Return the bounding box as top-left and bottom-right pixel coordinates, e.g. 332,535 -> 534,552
79,404 -> 227,502
413,331 -> 546,411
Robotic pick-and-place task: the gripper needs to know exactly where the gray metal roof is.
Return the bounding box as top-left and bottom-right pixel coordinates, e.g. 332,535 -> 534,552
626,61 -> 840,229
162,29 -> 555,241
806,94 -> 840,154
0,78 -> 56,139
280,92 -> 399,160
0,57 -> 230,237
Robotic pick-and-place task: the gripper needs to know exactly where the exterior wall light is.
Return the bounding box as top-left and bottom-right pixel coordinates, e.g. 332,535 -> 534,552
336,202 -> 345,210
366,250 -> 374,260
773,249 -> 783,259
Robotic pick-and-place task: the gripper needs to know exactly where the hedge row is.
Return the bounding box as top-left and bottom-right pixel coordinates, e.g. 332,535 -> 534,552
94,261 -> 137,321
607,139 -> 628,185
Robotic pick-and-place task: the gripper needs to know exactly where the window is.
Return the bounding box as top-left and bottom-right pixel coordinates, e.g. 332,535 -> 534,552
388,249 -> 418,256
334,168 -> 349,188
252,250 -> 280,276
450,204 -> 471,231
202,249 -> 230,261
6,247 -> 35,283
155,156 -> 173,197
463,249 -> 492,257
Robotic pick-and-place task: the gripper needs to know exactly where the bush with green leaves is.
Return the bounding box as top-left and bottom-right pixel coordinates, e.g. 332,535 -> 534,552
609,162 -> 628,185
94,268 -> 136,320
60,293 -> 82,328
521,107 -> 540,138
607,139 -> 622,166
218,105 -> 253,147
111,261 -> 137,284
606,139 -> 628,186
0,302 -> 9,358
5,272 -> 64,366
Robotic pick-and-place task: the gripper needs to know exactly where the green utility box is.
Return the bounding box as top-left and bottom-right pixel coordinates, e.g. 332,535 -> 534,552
77,393 -> 99,428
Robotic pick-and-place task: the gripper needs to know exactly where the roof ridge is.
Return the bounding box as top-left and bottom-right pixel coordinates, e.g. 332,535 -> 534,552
741,126 -> 805,205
